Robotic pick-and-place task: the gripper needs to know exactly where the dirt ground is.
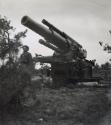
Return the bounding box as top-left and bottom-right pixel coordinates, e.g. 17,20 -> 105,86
0,86 -> 111,125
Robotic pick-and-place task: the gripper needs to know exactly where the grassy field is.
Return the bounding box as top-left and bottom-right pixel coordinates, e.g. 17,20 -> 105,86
0,86 -> 111,125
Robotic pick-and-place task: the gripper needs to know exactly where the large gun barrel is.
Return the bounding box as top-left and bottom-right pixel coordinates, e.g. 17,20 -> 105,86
39,39 -> 63,53
42,19 -> 82,48
33,56 -> 64,63
21,16 -> 69,52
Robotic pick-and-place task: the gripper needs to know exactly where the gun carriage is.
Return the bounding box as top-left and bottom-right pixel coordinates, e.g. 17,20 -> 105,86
21,16 -> 97,87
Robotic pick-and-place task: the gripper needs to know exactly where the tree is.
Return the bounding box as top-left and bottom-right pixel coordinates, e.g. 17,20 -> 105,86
0,15 -> 27,66
99,30 -> 111,54
94,63 -> 100,69
101,62 -> 110,70
0,16 -> 29,106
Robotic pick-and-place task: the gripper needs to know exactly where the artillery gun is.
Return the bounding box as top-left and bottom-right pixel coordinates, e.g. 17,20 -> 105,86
21,16 -> 97,87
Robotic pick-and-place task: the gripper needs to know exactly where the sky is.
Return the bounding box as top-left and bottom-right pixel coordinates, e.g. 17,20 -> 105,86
0,0 -> 111,64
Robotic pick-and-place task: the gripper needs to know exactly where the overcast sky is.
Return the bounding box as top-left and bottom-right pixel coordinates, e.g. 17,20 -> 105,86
0,0 -> 111,64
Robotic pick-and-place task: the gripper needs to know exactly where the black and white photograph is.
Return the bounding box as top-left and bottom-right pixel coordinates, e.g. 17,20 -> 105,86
0,0 -> 111,125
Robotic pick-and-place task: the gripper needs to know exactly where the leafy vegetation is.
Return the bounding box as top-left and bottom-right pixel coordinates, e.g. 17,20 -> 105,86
0,15 -> 27,66
0,15 -> 27,106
